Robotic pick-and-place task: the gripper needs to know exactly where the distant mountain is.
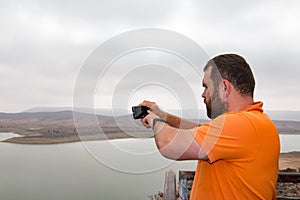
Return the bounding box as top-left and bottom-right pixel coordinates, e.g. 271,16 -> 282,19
265,110 -> 300,122
0,110 -> 137,127
24,106 -> 300,121
24,106 -> 130,116
273,120 -> 300,134
0,110 -> 76,121
25,106 -> 73,113
24,107 -> 205,119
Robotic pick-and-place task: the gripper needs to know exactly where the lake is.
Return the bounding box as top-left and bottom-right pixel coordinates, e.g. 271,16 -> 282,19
0,133 -> 299,200
279,134 -> 300,153
0,133 -> 196,200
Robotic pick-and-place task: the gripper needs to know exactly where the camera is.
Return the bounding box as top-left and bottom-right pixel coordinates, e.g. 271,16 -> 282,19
132,106 -> 149,119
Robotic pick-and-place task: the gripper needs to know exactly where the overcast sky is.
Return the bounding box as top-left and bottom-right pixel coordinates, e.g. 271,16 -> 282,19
1,0 -> 299,113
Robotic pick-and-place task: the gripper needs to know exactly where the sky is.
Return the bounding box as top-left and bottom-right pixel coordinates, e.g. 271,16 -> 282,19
1,0 -> 300,113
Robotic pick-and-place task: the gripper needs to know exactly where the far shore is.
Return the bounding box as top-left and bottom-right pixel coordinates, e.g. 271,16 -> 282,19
279,151 -> 300,171
0,130 -> 299,145
1,132 -> 153,144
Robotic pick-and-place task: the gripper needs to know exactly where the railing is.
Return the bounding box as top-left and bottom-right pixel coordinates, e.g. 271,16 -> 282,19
162,170 -> 300,200
164,170 -> 177,200
277,172 -> 300,200
278,172 -> 300,183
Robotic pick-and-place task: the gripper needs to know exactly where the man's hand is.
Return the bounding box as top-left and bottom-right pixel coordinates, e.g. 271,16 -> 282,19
138,100 -> 200,129
139,100 -> 167,119
141,110 -> 159,128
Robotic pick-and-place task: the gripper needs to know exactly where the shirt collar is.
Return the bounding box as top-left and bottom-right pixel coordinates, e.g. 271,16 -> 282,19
243,101 -> 264,113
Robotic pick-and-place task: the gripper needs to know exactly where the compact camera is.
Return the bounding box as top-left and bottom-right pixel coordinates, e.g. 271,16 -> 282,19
132,106 -> 149,119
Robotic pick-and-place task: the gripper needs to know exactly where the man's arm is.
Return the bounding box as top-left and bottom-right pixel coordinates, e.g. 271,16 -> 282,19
139,100 -> 200,129
154,122 -> 207,160
164,113 -> 201,129
142,111 -> 207,161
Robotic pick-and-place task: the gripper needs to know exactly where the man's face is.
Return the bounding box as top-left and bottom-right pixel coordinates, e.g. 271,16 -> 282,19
201,67 -> 227,119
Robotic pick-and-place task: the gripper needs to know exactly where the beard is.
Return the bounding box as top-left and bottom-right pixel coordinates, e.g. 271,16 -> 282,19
205,90 -> 227,119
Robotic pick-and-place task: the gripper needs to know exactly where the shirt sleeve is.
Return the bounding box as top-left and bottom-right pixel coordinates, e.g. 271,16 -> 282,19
192,113 -> 258,163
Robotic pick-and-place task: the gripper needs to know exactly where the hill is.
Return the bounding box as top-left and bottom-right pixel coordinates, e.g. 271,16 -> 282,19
24,106 -> 300,121
0,110 -> 299,144
0,111 -> 152,144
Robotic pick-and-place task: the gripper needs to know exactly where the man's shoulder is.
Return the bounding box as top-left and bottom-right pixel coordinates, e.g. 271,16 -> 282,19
224,109 -> 270,121
212,110 -> 273,128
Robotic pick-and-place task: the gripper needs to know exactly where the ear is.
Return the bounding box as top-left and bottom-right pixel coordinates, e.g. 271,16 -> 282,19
222,80 -> 231,98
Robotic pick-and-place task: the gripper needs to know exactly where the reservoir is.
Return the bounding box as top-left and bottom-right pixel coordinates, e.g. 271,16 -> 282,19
0,136 -> 196,200
0,133 -> 299,199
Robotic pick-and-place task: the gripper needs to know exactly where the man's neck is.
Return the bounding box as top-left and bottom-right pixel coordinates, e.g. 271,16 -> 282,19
227,95 -> 254,113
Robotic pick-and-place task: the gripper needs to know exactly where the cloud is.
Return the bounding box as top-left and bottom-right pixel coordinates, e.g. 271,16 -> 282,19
0,0 -> 299,112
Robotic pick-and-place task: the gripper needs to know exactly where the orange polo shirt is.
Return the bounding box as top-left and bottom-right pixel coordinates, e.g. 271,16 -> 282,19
191,102 -> 280,200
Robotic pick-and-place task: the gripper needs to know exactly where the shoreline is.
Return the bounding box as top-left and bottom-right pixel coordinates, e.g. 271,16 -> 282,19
280,151 -> 300,171
1,132 -> 153,145
1,130 -> 299,145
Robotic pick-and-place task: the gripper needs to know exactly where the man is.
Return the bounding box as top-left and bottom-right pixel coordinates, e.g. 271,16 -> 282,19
140,54 -> 280,199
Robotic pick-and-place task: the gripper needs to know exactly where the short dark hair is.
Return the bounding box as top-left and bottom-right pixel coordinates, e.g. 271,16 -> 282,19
204,54 -> 255,97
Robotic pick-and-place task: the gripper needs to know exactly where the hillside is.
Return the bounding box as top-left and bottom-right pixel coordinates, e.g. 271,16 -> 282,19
0,110 -> 299,144
0,111 -> 152,144
274,120 -> 300,134
24,106 -> 300,121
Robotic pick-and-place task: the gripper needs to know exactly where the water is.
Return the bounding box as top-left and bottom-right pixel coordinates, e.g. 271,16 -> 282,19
279,134 -> 300,152
0,133 -> 299,199
0,135 -> 196,200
